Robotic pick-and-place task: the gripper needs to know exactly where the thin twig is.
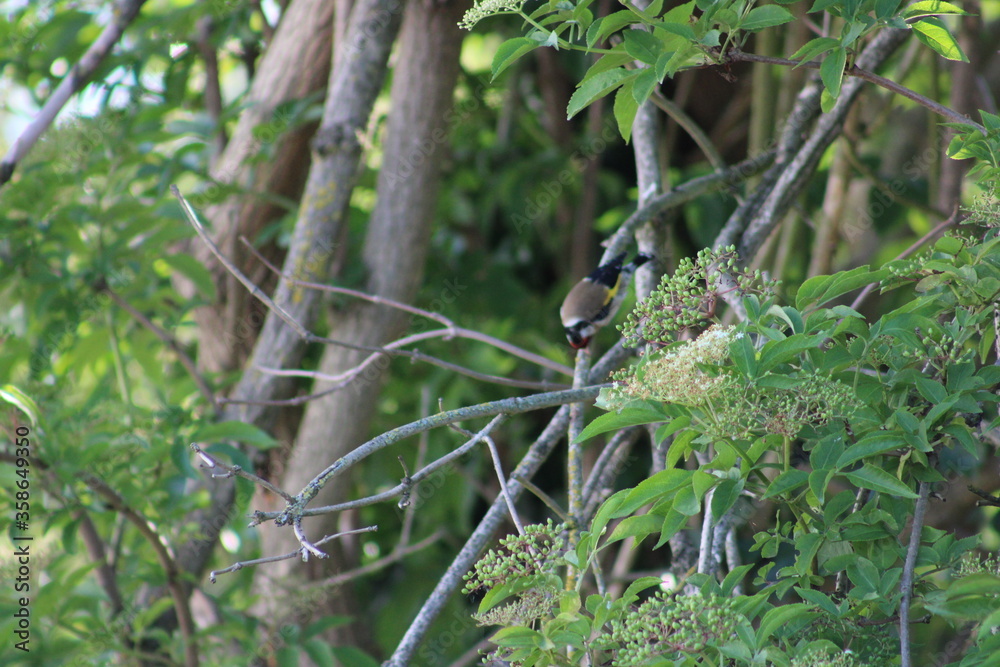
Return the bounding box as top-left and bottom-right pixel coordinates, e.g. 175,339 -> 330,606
512,475 -> 570,522
849,210 -> 963,311
726,48 -> 985,132
968,484 -> 1000,508
901,481 -> 930,667
258,414 -> 510,519
209,526 -> 376,583
104,287 -> 217,410
318,530 -> 445,589
190,443 -> 294,502
80,473 -> 198,667
649,89 -> 727,172
254,328 -> 569,391
449,414 -> 524,535
278,387 -> 601,524
172,185 -> 310,339
179,188 -> 569,392
605,151 -> 776,262
241,235 -> 573,377
0,0 -> 149,186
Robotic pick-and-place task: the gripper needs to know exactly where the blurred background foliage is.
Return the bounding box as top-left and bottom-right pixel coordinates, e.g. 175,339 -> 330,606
1,0 -> 999,665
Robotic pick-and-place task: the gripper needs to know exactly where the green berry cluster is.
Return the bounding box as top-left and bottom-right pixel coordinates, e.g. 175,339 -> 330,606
956,552 -> 1000,577
965,188 -> 1000,227
463,521 -> 566,628
463,520 -> 566,595
610,592 -> 741,665
621,246 -> 773,346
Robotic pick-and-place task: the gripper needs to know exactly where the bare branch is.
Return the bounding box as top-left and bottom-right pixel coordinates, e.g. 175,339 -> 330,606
209,526 -> 377,583
268,387 -> 600,527
317,530 -> 446,590
104,287 -> 217,411
727,48 -> 986,132
80,473 -> 199,667
240,235 -> 573,377
900,481 -> 931,667
280,414 -> 510,518
0,0 -> 149,187
605,151 -> 776,262
190,443 -> 294,502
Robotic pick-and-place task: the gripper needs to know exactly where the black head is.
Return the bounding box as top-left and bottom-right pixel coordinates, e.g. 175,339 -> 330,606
564,322 -> 592,349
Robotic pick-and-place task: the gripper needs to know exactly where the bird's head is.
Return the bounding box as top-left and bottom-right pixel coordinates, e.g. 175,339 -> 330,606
564,321 -> 595,349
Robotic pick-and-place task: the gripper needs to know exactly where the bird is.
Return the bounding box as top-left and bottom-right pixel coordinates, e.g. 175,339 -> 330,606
560,251 -> 653,349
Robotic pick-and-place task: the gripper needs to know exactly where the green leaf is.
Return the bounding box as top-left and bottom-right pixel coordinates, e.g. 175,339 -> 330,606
836,432 -> 908,469
587,10 -> 639,47
903,0 -> 970,19
808,469 -> 832,504
820,46 -> 847,101
758,333 -> 826,370
489,625 -> 543,647
847,556 -> 881,594
762,469 -> 809,499
843,464 -> 918,498
616,468 -> 693,517
623,29 -> 662,65
654,415 -> 691,446
567,67 -> 637,119
194,420 -> 279,449
654,20 -> 696,41
756,604 -> 816,646
614,79 -> 640,142
575,402 -> 666,442
875,0 -> 903,18
711,477 -> 744,518
729,332 -> 758,378
622,576 -> 663,604
740,4 -> 794,31
329,647 -> 378,667
795,587 -> 841,615
607,513 -> 663,545
654,508 -> 689,547
674,485 -> 701,515
0,384 -> 41,427
631,67 -> 660,106
796,265 -> 888,309
491,38 -> 539,80
911,17 -> 969,62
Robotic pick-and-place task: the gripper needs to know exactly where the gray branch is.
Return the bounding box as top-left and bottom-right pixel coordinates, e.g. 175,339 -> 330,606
0,0 -> 149,187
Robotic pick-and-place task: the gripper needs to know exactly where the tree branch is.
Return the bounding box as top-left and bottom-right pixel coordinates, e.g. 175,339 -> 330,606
81,473 -> 199,667
727,48 -> 986,132
0,0 -> 148,187
900,481 -> 931,667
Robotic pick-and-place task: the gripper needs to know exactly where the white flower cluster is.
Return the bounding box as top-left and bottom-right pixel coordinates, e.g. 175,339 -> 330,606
459,0 -> 527,30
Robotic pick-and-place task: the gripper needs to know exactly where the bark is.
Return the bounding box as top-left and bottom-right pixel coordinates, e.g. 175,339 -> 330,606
140,0 -> 403,653
248,0 -> 467,652
184,0 -> 335,375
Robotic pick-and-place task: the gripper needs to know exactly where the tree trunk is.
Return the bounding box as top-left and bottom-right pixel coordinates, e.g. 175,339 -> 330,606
249,0 -> 468,656
182,0 -> 335,375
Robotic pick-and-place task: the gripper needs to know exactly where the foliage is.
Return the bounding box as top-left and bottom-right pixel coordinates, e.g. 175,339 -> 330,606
461,0 -> 970,128
4,0 -> 1000,665
465,223 -> 1000,665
